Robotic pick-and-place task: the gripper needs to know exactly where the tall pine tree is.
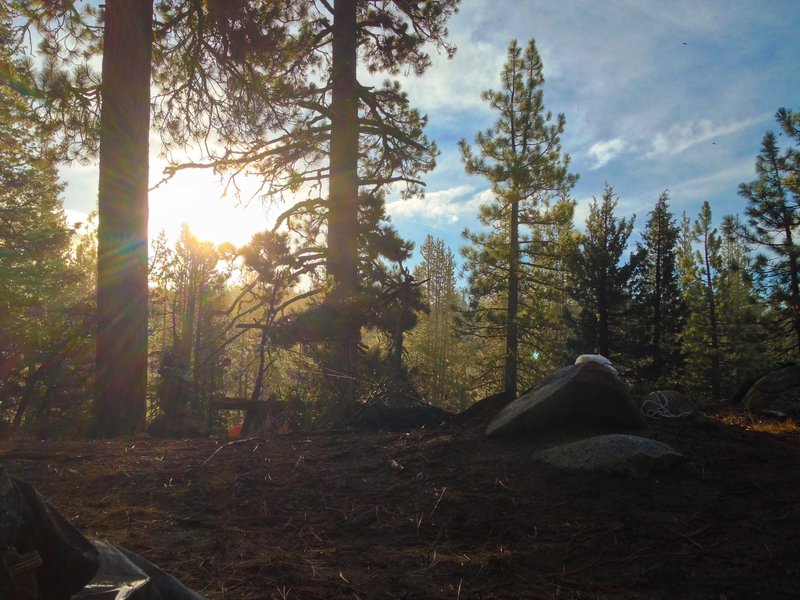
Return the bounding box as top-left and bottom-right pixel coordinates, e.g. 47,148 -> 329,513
678,202 -> 722,398
630,191 -> 684,389
92,0 -> 154,437
459,38 -> 577,399
738,107 -> 800,358
0,14 -> 91,432
568,184 -> 635,364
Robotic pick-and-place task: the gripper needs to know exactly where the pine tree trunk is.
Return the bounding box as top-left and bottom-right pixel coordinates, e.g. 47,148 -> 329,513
652,235 -> 663,382
598,284 -> 610,358
93,0 -> 153,437
504,194 -> 520,400
703,237 -> 721,399
784,220 -> 800,356
326,0 -> 360,410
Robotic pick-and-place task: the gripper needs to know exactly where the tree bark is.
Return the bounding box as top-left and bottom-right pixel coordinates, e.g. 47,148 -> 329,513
703,236 -> 721,399
784,217 -> 800,355
504,192 -> 520,400
326,0 -> 360,407
92,0 -> 153,437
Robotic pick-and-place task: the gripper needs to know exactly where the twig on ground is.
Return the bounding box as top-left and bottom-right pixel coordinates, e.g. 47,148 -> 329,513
202,437 -> 267,466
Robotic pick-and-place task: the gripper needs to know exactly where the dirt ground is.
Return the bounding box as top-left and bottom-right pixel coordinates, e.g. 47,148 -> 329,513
1,409 -> 799,600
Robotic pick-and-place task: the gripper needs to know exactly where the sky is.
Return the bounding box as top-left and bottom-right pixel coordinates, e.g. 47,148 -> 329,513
61,0 -> 800,269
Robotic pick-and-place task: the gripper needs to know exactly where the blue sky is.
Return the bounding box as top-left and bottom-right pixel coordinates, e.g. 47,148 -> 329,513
385,0 -> 800,259
61,0 -> 800,266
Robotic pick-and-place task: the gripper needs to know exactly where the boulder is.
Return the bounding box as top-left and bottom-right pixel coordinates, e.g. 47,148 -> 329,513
532,434 -> 685,478
744,364 -> 800,419
485,362 -> 642,437
454,390 -> 512,426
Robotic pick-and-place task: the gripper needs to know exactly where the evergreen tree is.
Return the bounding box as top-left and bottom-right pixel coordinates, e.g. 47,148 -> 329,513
717,215 -> 769,387
738,107 -> 800,358
568,184 -> 635,364
630,191 -> 684,388
407,236 -> 473,409
158,0 -> 459,413
0,15 -> 91,433
459,38 -> 577,399
148,226 -> 233,416
678,202 -> 722,398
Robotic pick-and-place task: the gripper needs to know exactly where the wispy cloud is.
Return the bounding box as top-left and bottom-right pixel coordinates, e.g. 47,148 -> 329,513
647,114 -> 769,158
666,158 -> 757,209
587,138 -> 627,169
386,185 -> 490,225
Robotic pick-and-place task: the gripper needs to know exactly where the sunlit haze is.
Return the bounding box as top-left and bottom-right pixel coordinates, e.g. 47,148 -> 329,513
62,159 -> 280,248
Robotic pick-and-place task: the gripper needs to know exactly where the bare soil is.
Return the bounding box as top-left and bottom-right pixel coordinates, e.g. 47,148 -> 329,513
1,410 -> 798,599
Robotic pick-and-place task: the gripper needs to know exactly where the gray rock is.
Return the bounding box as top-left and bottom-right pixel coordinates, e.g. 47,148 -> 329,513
485,362 -> 642,437
532,434 -> 685,477
744,364 -> 800,419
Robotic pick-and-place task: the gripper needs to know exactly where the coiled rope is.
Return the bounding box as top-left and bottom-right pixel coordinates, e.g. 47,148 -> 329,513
640,391 -> 692,419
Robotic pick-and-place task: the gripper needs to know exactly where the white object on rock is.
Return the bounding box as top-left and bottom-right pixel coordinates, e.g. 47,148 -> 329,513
575,354 -> 617,375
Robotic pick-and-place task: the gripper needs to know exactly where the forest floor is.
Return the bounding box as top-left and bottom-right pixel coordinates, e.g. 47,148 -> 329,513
1,408 -> 799,600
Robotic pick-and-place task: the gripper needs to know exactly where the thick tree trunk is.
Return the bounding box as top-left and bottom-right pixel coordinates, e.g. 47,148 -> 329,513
93,0 -> 153,437
504,195 -> 520,400
326,0 -> 360,408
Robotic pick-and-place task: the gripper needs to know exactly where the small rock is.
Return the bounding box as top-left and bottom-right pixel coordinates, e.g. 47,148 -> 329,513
532,434 -> 685,478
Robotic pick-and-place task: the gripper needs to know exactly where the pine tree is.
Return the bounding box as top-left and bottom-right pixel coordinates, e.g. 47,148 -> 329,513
156,1 -> 459,414
678,202 -> 722,398
459,38 -> 577,399
717,215 -> 769,388
630,191 -> 684,388
568,184 -> 635,364
148,226 -> 233,415
738,107 -> 800,358
0,15 -> 91,432
407,235 -> 474,409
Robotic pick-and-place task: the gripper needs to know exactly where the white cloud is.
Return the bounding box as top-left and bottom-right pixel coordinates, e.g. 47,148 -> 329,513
587,138 -> 627,169
386,185 -> 490,224
648,114 -> 768,158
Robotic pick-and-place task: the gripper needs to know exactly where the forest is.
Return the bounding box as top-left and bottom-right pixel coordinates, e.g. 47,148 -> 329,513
1,2 -> 800,598
1,1 -> 798,438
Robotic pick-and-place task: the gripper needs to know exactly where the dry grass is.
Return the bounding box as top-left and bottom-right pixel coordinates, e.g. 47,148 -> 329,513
715,410 -> 800,434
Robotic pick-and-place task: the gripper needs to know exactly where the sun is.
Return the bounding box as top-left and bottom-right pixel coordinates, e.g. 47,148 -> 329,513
148,167 -> 276,248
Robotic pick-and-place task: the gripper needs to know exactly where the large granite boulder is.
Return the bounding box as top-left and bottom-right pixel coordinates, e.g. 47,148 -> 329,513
485,362 -> 642,437
744,364 -> 800,419
532,434 -> 684,478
